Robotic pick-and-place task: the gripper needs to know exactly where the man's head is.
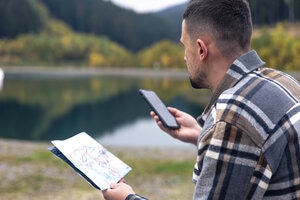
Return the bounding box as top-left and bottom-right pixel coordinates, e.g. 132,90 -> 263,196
181,0 -> 252,90
183,0 -> 252,58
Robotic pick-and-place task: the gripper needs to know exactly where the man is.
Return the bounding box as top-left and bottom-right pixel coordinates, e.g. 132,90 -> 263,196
103,0 -> 300,199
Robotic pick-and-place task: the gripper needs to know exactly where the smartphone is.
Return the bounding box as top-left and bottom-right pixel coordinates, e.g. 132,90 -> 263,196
139,89 -> 180,130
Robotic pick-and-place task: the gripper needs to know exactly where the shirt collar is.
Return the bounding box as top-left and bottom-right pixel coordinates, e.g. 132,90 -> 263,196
227,50 -> 266,80
198,50 -> 265,123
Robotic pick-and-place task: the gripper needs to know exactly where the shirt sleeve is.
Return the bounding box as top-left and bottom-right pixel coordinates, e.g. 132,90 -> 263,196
125,194 -> 149,200
194,121 -> 263,199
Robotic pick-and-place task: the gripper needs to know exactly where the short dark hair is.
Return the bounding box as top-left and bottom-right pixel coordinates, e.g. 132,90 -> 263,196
183,0 -> 252,58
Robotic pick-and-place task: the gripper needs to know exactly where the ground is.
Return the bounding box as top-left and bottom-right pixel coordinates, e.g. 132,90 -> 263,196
0,138 -> 196,200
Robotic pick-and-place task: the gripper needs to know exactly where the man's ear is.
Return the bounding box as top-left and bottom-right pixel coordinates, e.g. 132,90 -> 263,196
196,39 -> 208,61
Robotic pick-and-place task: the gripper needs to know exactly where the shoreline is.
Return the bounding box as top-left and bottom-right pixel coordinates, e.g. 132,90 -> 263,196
3,66 -> 300,80
2,66 -> 188,79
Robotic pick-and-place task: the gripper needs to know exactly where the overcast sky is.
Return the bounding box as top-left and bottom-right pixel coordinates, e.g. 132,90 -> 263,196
110,0 -> 189,13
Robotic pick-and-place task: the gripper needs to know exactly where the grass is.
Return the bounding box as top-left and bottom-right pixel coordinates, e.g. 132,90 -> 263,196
0,139 -> 196,200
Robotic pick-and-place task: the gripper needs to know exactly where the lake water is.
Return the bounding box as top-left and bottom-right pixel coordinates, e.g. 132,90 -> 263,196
0,69 -> 211,148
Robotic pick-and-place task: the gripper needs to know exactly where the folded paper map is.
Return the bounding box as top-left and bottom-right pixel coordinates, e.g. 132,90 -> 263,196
49,132 -> 132,190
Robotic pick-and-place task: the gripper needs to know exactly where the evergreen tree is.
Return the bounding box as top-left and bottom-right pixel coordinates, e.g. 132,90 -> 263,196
0,0 -> 48,38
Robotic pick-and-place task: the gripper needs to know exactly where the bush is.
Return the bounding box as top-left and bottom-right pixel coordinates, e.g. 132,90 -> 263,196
252,23 -> 300,70
137,40 -> 185,69
0,33 -> 134,67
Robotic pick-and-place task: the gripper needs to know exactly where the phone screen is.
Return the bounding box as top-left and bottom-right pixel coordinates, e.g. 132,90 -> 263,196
139,89 -> 180,129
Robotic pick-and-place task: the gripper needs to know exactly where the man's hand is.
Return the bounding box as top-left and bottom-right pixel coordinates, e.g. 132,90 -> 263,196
102,179 -> 134,200
151,107 -> 201,145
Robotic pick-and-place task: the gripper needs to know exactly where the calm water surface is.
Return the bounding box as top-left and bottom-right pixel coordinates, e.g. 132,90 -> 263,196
0,70 -> 211,148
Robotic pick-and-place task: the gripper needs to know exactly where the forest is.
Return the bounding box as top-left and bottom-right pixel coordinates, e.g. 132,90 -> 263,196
0,0 -> 299,70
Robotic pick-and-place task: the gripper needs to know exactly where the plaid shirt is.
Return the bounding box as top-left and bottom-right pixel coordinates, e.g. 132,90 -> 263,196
125,50 -> 300,200
194,50 -> 300,199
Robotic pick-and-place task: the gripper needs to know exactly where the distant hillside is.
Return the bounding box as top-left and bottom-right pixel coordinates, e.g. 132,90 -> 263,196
153,0 -> 299,40
39,0 -> 172,52
154,3 -> 188,41
1,0 -> 299,53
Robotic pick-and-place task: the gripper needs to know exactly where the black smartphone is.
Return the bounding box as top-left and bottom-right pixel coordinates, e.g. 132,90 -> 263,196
139,89 -> 180,130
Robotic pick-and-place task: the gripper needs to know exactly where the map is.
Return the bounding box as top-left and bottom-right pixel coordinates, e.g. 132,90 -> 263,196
49,132 -> 132,190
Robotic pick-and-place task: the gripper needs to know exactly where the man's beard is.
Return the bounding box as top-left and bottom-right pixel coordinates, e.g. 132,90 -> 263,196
189,77 -> 203,89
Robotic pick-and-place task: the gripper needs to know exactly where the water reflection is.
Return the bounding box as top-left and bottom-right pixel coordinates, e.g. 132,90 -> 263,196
99,118 -> 194,148
0,74 -> 210,147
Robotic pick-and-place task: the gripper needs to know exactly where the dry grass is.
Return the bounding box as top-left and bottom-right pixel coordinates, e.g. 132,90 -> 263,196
0,139 -> 196,200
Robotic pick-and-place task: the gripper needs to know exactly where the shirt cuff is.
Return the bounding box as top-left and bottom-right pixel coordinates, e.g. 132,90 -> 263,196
125,194 -> 148,200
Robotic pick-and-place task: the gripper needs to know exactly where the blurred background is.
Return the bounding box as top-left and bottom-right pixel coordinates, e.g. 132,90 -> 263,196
0,0 -> 299,199
0,0 -> 299,146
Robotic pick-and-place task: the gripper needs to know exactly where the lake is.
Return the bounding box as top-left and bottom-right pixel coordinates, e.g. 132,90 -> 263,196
0,68 -> 212,148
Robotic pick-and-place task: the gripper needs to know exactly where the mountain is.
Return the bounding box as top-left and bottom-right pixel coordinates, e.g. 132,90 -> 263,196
154,3 -> 189,41
39,0 -> 189,51
40,0 -> 172,52
0,0 -> 187,52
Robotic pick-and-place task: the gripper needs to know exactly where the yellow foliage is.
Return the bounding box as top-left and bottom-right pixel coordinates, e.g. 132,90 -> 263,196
252,23 -> 300,71
137,40 -> 185,69
61,36 -> 72,49
89,52 -> 105,67
292,42 -> 300,69
161,54 -> 171,67
1,22 -> 299,69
